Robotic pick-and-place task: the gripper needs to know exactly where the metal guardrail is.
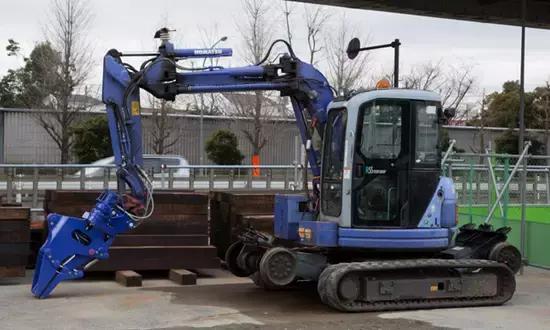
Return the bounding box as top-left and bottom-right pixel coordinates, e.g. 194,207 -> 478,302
3,151 -> 550,210
0,164 -> 306,209
444,152 -> 550,206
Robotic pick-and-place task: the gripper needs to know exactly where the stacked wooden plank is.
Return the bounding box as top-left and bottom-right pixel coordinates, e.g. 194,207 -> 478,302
0,207 -> 30,278
43,190 -> 219,271
210,191 -> 277,258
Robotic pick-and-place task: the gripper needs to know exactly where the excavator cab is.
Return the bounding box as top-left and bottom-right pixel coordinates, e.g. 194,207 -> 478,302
317,89 -> 458,250
321,90 -> 447,230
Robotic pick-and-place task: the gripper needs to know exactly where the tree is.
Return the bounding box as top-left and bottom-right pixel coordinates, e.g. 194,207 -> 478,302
71,116 -> 112,163
495,130 -> 545,164
6,39 -> 21,57
35,0 -> 94,163
149,96 -> 179,154
205,130 -> 245,165
402,61 -> 476,120
0,41 -> 59,108
235,0 -> 274,161
326,15 -> 369,95
474,81 -> 536,129
0,69 -> 26,108
533,82 -> 550,157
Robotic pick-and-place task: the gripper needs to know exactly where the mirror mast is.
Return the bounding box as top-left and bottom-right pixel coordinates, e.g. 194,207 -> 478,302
347,38 -> 401,88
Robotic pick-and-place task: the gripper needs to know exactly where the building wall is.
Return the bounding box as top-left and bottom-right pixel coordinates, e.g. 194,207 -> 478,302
0,109 -> 301,165
1,108 -> 548,164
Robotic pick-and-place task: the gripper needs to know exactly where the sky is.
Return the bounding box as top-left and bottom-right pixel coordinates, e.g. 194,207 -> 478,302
0,0 -> 549,103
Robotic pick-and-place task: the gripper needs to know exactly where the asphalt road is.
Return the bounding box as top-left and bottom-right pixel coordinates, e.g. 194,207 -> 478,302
1,268 -> 549,330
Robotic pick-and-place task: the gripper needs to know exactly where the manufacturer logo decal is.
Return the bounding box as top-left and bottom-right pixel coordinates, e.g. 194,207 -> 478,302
193,49 -> 223,56
365,166 -> 387,175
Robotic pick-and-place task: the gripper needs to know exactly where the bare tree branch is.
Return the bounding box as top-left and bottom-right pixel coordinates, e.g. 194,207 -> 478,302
326,15 -> 369,95
401,61 -> 477,122
304,5 -> 330,65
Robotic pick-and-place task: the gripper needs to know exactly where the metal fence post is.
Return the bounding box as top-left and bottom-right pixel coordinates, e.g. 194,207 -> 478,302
229,169 -> 234,189
266,169 -> 272,189
56,168 -> 62,190
468,159 -> 474,223
545,170 -> 550,204
168,169 -> 174,189
534,174 -> 539,203
6,167 -> 14,203
102,168 -> 109,190
503,157 -> 510,223
284,169 -> 289,190
79,169 -> 86,190
32,168 -> 39,208
475,171 -> 481,202
247,168 -> 252,189
160,167 -> 166,189
209,168 -> 214,190
189,169 -> 195,189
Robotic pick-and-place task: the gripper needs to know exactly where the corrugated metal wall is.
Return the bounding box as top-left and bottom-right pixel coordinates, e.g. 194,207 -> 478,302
1,108 -> 548,164
1,109 -> 301,164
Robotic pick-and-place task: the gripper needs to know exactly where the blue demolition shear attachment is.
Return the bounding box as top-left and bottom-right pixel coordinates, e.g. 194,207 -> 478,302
31,191 -> 136,298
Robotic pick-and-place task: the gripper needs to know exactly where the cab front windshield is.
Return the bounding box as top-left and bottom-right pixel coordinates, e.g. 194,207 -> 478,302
360,101 -> 403,160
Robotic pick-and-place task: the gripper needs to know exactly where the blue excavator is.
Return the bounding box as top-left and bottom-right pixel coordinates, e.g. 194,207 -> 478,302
32,29 -> 520,312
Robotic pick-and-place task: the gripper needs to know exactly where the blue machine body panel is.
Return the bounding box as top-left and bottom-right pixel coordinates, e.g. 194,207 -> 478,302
417,177 -> 456,229
274,194 -> 313,240
274,176 -> 456,250
299,221 -> 338,247
338,228 -> 451,249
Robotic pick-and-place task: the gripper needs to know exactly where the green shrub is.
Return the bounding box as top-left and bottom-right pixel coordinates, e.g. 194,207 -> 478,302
205,130 -> 244,165
72,116 -> 112,163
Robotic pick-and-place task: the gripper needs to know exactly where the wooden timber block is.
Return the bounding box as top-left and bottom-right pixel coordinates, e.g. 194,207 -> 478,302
115,270 -> 142,287
112,234 -> 209,247
88,246 -> 220,271
0,265 -> 25,278
169,269 -> 197,285
0,207 -> 30,220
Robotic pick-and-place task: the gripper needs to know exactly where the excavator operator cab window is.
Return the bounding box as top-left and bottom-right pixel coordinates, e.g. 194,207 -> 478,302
321,108 -> 347,217
360,102 -> 403,160
415,103 -> 440,166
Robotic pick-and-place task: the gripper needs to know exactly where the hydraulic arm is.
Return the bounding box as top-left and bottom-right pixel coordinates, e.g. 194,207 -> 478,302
32,29 -> 333,298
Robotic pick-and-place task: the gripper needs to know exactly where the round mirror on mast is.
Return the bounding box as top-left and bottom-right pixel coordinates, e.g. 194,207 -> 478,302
346,37 -> 361,59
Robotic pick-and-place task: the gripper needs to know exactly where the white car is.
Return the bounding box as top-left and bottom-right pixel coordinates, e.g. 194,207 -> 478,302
76,154 -> 190,178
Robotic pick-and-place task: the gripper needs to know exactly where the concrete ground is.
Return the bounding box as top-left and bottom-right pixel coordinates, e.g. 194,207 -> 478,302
0,267 -> 549,330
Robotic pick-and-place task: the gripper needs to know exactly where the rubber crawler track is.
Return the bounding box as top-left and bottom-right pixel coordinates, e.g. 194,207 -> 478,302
317,259 -> 516,312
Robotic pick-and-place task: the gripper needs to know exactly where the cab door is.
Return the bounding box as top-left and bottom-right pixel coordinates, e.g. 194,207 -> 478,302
351,99 -> 411,227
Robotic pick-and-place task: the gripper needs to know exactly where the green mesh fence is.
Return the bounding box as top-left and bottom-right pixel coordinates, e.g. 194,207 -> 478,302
450,153 -> 550,268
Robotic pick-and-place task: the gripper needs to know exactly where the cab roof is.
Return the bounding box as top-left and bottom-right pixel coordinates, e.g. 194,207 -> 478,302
329,89 -> 441,111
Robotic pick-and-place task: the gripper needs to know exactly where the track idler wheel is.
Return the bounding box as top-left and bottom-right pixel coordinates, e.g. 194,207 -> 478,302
259,247 -> 297,288
489,242 -> 522,274
225,241 -> 255,277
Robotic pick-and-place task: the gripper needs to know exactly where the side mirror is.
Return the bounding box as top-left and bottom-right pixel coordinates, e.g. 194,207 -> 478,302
444,108 -> 456,119
346,38 -> 361,60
